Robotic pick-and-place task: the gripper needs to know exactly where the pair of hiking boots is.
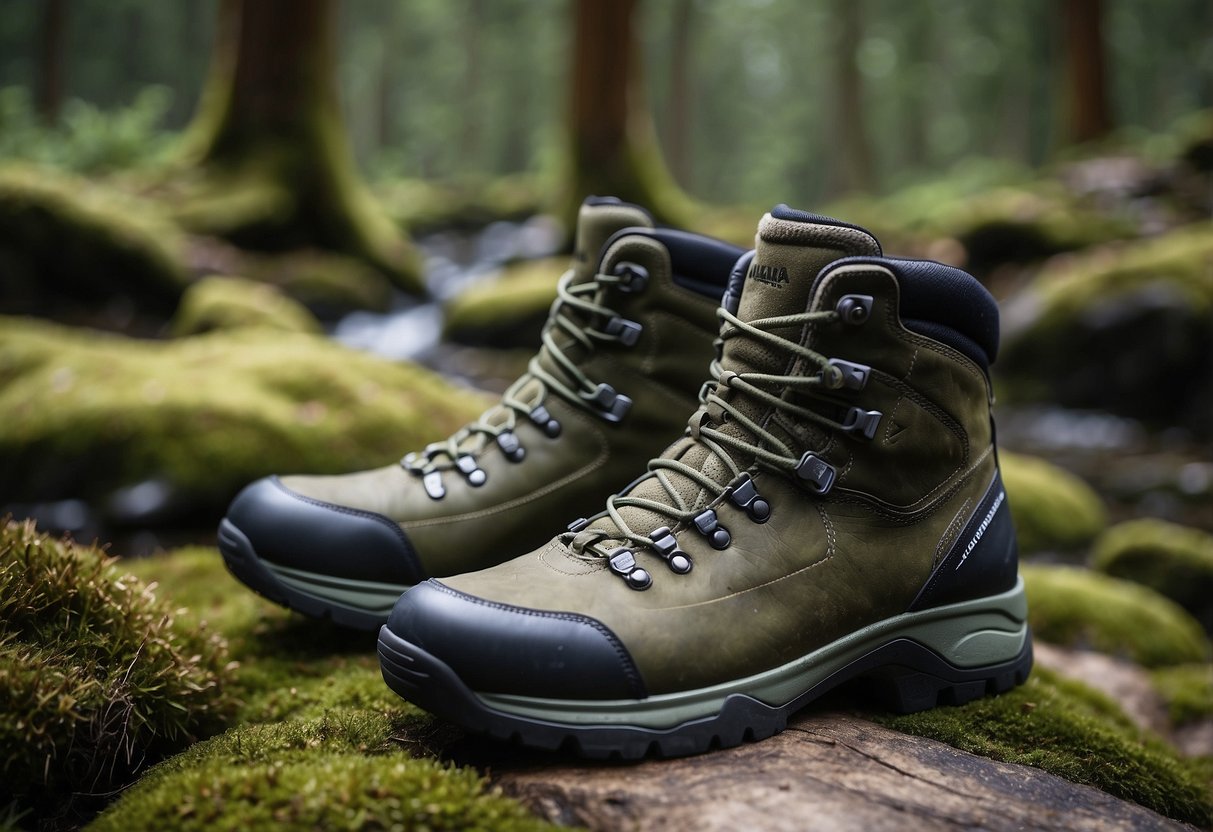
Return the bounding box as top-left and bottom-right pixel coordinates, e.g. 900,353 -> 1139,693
219,197 -> 1032,759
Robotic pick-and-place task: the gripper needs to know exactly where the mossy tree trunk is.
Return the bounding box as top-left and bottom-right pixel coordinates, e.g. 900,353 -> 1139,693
828,0 -> 875,195
178,0 -> 422,294
1062,0 -> 1113,144
559,0 -> 692,232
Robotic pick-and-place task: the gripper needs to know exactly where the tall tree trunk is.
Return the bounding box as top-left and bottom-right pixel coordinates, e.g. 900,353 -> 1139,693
178,0 -> 421,293
561,0 -> 691,230
830,0 -> 875,195
36,0 -> 67,125
666,0 -> 694,188
1063,0 -> 1113,144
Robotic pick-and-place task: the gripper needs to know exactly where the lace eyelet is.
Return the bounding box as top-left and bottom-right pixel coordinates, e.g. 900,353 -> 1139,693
835,294 -> 873,325
613,262 -> 649,293
649,526 -> 694,574
727,474 -> 771,523
529,405 -> 562,438
693,509 -> 731,549
496,431 -> 526,462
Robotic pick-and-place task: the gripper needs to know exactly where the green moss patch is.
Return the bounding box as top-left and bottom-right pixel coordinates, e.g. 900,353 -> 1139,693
87,715 -> 556,832
0,165 -> 188,320
0,519 -> 234,818
1023,564 -> 1210,667
1152,665 -> 1213,727
0,317 -> 489,511
1093,519 -> 1213,631
172,275 -> 322,336
879,667 -> 1213,827
1000,452 -> 1107,554
443,257 -> 563,346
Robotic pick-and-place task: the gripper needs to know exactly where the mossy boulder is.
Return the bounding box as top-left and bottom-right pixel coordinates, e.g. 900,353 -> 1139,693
443,256 -> 563,346
998,223 -> 1213,436
0,519 -> 235,822
1151,664 -> 1213,728
1000,451 -> 1107,554
375,174 -> 547,233
1022,564 -> 1211,667
0,165 -> 188,321
880,666 -> 1213,828
1093,519 -> 1213,631
234,248 -> 396,316
0,317 -> 489,518
87,715 -> 556,832
172,275 -> 322,337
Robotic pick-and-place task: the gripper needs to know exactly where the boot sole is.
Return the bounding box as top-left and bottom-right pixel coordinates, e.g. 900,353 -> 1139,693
377,578 -> 1032,759
218,518 -> 408,631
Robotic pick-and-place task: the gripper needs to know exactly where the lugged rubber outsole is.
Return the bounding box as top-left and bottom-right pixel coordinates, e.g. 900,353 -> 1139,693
377,589 -> 1034,760
218,518 -> 407,631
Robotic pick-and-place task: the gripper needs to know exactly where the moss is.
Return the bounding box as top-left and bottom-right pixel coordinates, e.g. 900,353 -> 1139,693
87,715 -> 557,832
0,316 -> 490,511
443,256 -> 564,346
238,248 -> 395,315
0,519 -> 234,818
1022,564 -> 1210,667
878,667 -> 1213,827
1000,452 -> 1107,554
171,275 -> 322,337
376,174 -> 546,233
1092,519 -> 1213,630
1152,665 -> 1213,727
0,165 -> 188,317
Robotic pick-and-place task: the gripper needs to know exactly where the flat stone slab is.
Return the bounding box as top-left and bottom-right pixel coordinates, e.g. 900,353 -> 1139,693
492,713 -> 1189,831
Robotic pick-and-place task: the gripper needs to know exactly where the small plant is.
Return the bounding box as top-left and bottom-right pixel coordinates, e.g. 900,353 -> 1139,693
0,519 -> 235,821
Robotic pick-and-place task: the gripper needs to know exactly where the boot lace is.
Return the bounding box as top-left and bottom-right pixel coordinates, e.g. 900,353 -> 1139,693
563,304 -> 863,588
402,266 -> 642,498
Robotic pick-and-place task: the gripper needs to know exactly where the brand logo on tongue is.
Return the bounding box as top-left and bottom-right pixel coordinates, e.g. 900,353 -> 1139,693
747,263 -> 790,288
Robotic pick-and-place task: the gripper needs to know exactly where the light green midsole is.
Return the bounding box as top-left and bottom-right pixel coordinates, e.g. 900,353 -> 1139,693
263,561 -> 409,614
479,578 -> 1029,729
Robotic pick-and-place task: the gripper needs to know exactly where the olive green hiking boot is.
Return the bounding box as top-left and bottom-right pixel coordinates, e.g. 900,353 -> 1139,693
219,197 -> 746,630
378,205 -> 1031,758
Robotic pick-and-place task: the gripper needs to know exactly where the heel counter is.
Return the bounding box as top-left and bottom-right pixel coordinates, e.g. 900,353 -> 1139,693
909,470 -> 1019,612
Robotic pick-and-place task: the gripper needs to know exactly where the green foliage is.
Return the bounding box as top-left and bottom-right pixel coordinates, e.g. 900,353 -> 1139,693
1151,664 -> 1213,727
1092,519 -> 1213,630
0,519 -> 235,815
1000,452 -> 1107,554
0,317 -> 490,510
172,275 -> 322,337
86,715 -> 558,832
0,86 -> 176,175
879,667 -> 1213,828
1022,564 -> 1210,667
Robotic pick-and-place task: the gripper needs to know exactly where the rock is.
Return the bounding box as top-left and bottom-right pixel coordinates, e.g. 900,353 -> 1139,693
998,223 -> 1213,437
1093,519 -> 1213,632
1022,564 -> 1211,667
1000,451 -> 1107,554
0,519 -> 234,824
1152,664 -> 1213,729
443,256 -> 563,347
1033,642 -> 1172,734
0,165 -> 189,323
0,316 -> 489,521
494,712 -> 1197,831
171,275 -> 322,336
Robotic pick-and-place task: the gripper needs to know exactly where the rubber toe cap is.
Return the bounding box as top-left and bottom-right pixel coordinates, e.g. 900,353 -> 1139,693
223,476 -> 424,585
386,580 -> 646,700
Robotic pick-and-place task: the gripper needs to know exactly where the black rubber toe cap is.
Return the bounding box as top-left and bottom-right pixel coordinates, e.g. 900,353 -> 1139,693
224,476 -> 424,585
386,580 -> 646,700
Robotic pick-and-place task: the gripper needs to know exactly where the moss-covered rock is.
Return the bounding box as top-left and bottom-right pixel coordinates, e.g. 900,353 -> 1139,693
171,275 -> 322,336
998,224 -> 1213,436
86,715 -> 557,832
237,248 -> 395,315
1000,451 -> 1107,554
1022,564 -> 1211,667
1151,664 -> 1213,727
0,519 -> 234,821
1093,519 -> 1213,631
443,256 -> 563,346
0,317 -> 489,516
0,165 -> 188,320
879,666 -> 1213,828
376,174 -> 547,233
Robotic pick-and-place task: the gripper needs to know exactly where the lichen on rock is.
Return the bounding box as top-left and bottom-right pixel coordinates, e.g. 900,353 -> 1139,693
1093,518 -> 1213,631
1000,451 -> 1108,555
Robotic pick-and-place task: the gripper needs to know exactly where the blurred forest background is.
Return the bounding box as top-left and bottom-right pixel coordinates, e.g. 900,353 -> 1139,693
2,2 -> 1213,830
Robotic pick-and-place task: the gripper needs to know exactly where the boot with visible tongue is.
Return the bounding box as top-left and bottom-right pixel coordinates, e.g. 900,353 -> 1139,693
379,206 -> 1032,759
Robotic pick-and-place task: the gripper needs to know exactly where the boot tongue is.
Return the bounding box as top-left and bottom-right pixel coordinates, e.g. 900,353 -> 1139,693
573,208 -> 880,552
570,197 -> 654,284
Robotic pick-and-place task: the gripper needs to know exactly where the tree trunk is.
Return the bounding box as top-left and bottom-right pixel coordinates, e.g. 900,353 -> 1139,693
666,0 -> 695,188
1063,0 -> 1113,144
178,0 -> 421,294
561,0 -> 691,231
829,0 -> 875,195
36,0 -> 67,126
